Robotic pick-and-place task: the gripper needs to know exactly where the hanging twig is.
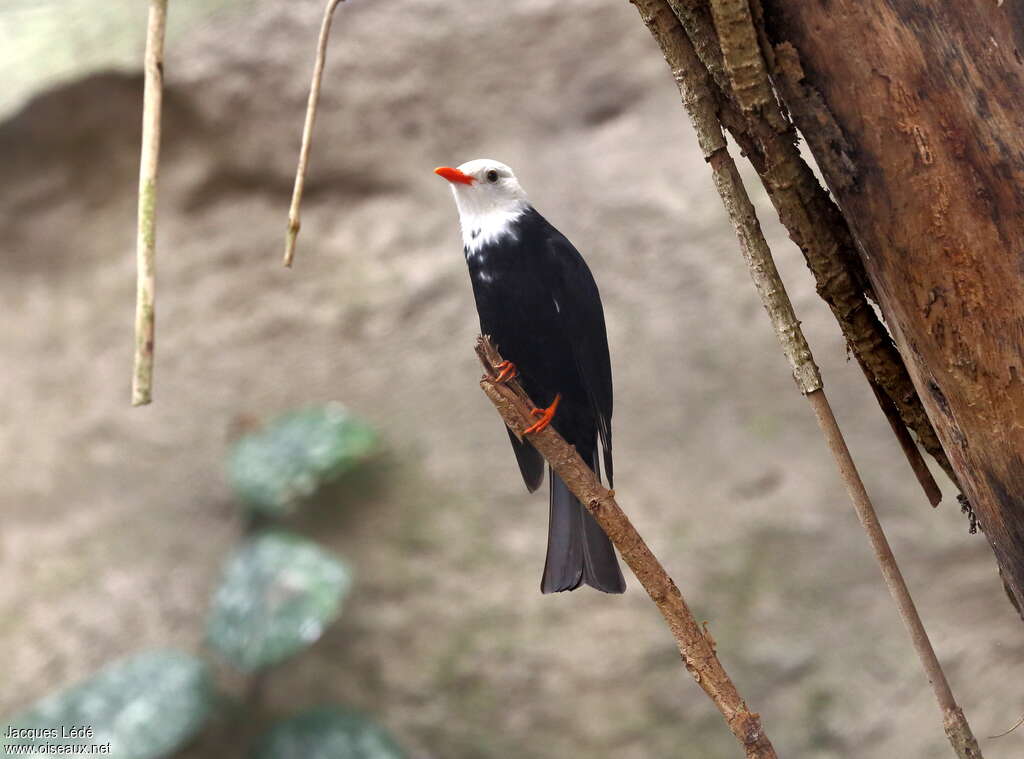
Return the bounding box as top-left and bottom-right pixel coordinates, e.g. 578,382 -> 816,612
283,0 -> 345,268
132,0 -> 168,406
868,380 -> 942,507
475,336 -> 777,759
989,712 -> 1024,739
631,1 -> 980,756
806,391 -> 980,758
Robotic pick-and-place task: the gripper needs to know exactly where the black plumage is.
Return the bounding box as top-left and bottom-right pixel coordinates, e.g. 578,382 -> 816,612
461,199 -> 625,594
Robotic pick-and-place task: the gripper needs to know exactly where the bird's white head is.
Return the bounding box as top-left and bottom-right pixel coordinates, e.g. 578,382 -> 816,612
434,159 -> 530,254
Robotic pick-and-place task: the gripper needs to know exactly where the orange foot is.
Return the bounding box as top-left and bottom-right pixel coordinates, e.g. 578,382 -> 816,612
524,394 -> 561,435
494,360 -> 517,384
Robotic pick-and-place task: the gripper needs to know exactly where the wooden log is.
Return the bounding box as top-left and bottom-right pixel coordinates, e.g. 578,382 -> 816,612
759,0 -> 1024,613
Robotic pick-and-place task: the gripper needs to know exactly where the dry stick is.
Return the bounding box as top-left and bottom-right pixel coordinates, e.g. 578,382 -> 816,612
989,713 -> 1024,739
632,2 -> 981,756
132,0 -> 168,407
868,380 -> 942,507
807,392 -> 980,758
283,0 -> 345,268
475,337 -> 777,759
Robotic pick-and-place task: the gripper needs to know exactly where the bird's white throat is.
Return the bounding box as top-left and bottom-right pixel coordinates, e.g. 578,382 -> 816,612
457,202 -> 528,256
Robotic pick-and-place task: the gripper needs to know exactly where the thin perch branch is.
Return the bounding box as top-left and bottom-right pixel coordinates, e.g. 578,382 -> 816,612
632,1 -> 980,756
132,0 -> 168,406
283,0 -> 345,268
475,336 -> 777,759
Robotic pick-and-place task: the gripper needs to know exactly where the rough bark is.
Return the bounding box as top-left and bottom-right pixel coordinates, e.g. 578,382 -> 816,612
759,0 -> 1024,614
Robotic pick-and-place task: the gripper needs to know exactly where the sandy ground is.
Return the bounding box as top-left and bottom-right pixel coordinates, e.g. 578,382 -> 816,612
3,1 -> 1023,757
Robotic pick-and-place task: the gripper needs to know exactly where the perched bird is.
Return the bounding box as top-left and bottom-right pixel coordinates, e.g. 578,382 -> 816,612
435,159 -> 625,594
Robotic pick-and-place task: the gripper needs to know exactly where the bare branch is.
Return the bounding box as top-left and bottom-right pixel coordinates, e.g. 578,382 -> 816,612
989,712 -> 1024,739
707,0 -> 785,130
868,379 -> 942,507
475,336 -> 777,759
807,391 -> 981,758
132,0 -> 168,406
283,0 -> 345,268
631,1 -> 980,755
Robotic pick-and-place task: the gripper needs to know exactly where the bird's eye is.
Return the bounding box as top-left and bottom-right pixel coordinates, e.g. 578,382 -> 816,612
486,170 -> 499,183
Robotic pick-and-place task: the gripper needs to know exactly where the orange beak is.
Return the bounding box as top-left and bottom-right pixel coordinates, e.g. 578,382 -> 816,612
434,166 -> 476,185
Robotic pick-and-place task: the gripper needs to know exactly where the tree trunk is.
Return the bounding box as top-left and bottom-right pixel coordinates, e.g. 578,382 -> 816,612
758,0 -> 1024,613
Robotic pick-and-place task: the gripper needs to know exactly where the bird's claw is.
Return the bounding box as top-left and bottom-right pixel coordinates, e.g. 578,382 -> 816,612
524,394 -> 561,435
494,360 -> 517,384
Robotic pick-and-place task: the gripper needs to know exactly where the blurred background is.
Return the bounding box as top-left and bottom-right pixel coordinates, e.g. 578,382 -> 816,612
3,1 -> 1023,757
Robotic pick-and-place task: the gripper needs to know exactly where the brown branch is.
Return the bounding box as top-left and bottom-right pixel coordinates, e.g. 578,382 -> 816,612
475,336 -> 777,759
668,0 -> 956,498
807,390 -> 980,759
132,0 -> 168,406
283,0 -> 345,268
706,0 -> 786,131
631,2 -> 981,756
806,391 -> 983,757
868,379 -> 942,507
667,0 -> 730,93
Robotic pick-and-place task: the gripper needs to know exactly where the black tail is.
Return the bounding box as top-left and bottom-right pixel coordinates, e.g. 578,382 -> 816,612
541,468 -> 625,594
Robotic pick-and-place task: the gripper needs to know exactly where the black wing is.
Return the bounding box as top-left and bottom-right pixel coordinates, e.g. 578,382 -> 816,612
544,229 -> 614,486
507,427 -> 544,492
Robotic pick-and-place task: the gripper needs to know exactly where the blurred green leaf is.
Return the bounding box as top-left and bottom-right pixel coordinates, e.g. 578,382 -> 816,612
228,403 -> 377,516
206,532 -> 352,672
1,650 -> 212,759
250,706 -> 406,759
